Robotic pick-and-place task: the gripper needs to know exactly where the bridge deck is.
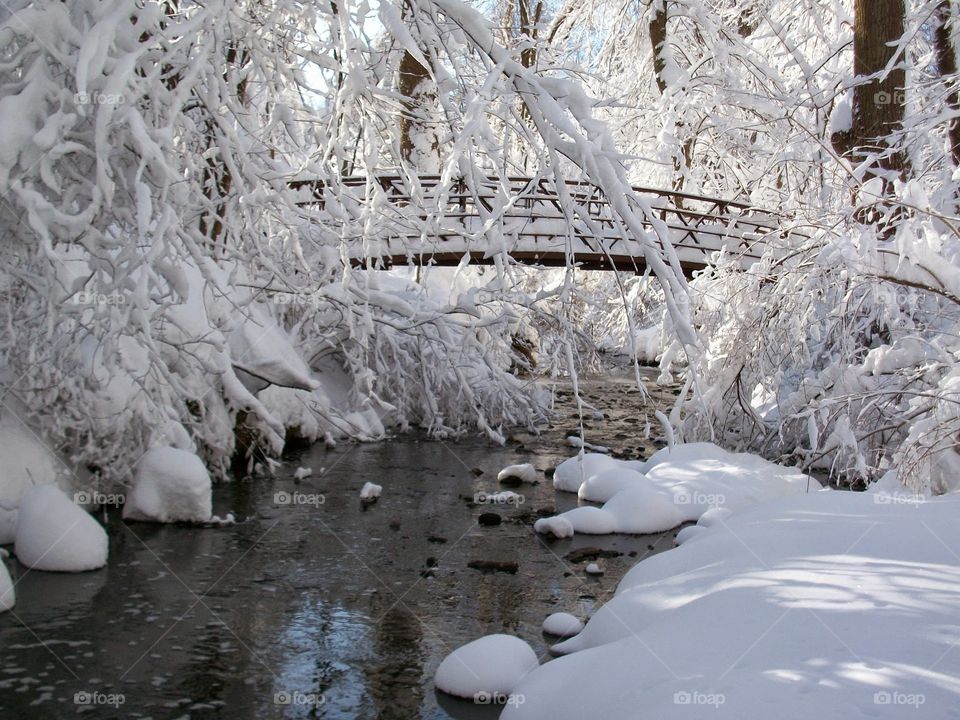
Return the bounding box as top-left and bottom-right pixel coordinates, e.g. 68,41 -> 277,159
292,175 -> 782,274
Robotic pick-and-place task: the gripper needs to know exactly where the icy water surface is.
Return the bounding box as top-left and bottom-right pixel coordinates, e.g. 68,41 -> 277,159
0,367 -> 681,719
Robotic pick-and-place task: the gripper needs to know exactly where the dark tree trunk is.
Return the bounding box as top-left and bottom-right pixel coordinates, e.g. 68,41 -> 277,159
935,0 -> 960,166
649,1 -> 668,95
832,0 -> 908,183
398,49 -> 433,166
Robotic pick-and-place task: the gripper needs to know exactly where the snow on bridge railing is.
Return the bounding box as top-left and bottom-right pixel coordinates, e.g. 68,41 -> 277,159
289,174 -> 790,274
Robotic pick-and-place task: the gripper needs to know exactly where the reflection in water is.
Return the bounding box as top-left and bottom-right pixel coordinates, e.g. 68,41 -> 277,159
0,368 -> 675,719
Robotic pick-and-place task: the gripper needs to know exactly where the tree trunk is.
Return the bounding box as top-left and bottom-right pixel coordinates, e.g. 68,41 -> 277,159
935,0 -> 960,166
832,0 -> 908,183
398,49 -> 433,167
649,1 -> 668,95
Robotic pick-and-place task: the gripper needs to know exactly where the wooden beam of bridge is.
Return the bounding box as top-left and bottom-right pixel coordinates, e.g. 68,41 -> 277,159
291,175 -> 784,275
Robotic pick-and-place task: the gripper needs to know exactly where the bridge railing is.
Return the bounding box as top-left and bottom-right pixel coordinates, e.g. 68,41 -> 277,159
290,174 -> 783,271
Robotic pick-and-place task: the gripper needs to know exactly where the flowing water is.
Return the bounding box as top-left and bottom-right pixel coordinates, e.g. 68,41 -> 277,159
0,366 -> 682,719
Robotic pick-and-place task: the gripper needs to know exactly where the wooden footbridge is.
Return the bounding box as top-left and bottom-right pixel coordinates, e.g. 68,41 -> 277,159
291,175 -> 785,275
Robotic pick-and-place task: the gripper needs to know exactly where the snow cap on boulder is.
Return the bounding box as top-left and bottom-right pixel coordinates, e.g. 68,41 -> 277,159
123,447 -> 212,523
15,485 -> 108,572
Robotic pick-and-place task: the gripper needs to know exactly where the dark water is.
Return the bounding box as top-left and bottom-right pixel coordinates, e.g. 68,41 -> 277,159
0,368 -> 680,719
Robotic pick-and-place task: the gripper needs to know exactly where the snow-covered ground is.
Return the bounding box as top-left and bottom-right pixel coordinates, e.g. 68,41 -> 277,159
507,488 -> 960,718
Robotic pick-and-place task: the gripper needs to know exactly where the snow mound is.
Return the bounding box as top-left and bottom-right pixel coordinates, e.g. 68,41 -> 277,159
578,468 -> 648,503
674,525 -> 706,545
435,634 -> 539,699
533,516 -> 574,539
360,482 -> 382,500
540,443 -> 812,537
0,562 -> 13,612
585,562 -> 603,575
123,447 -> 212,524
293,467 -> 312,480
553,453 -> 618,493
542,613 -> 583,637
506,492 -> 960,720
497,463 -> 537,483
15,485 -> 107,572
602,482 -> 686,534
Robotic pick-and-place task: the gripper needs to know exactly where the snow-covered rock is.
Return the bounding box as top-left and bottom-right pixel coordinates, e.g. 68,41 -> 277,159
14,485 -> 107,572
123,447 -> 212,524
533,516 -> 574,539
505,491 -> 960,720
542,612 -> 584,637
497,463 -> 537,484
0,561 -> 14,612
435,634 -> 539,699
602,482 -> 686,534
360,482 -> 382,500
553,453 -> 618,493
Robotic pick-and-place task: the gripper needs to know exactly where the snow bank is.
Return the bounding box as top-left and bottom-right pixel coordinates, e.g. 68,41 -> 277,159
0,562 -> 13,612
508,491 -> 960,719
435,634 -> 538,700
542,613 -> 584,637
540,443 -> 811,536
123,447 -> 212,524
14,485 -> 107,572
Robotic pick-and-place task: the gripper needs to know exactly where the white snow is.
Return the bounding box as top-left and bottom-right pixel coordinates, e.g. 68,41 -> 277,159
507,491 -> 960,719
293,467 -> 312,480
542,613 -> 584,637
360,482 -> 382,500
541,443 -> 812,537
552,506 -> 618,534
533,516 -> 575,539
584,562 -> 603,575
14,485 -> 107,572
497,463 -> 537,483
123,447 -> 212,524
553,453 -> 619,492
578,467 -> 648,503
0,561 -> 13,612
435,634 -> 539,700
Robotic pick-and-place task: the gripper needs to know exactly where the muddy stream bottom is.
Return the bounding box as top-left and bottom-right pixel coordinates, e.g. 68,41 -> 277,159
0,367 -> 682,719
